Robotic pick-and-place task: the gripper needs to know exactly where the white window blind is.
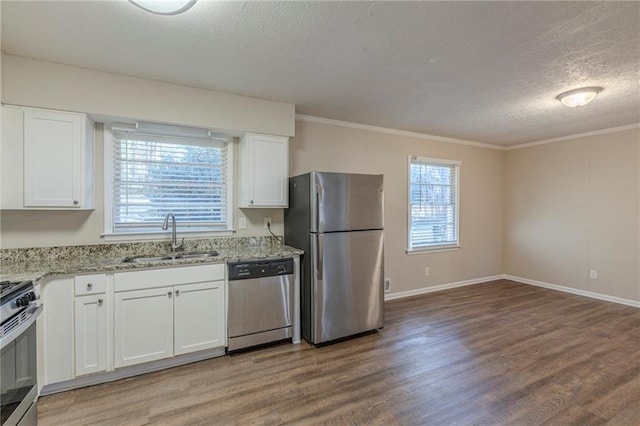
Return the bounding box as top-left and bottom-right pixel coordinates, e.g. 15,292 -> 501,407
408,156 -> 460,251
111,129 -> 229,233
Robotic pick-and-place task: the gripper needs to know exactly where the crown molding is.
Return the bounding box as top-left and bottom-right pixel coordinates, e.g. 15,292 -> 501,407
505,123 -> 640,151
295,114 -> 505,151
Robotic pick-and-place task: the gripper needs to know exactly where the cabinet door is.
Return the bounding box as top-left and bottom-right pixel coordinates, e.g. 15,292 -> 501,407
174,281 -> 225,355
242,134 -> 289,207
74,294 -> 107,376
114,288 -> 174,368
23,109 -> 83,207
42,277 -> 75,385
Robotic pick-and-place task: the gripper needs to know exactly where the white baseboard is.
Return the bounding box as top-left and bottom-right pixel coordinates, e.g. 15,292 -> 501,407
384,275 -> 504,301
505,275 -> 640,308
384,274 -> 640,309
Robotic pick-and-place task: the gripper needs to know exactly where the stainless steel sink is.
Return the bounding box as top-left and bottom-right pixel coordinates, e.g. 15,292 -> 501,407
178,252 -> 220,259
122,251 -> 219,263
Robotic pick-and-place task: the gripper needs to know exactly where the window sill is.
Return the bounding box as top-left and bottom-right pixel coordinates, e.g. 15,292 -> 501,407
102,229 -> 234,242
406,245 -> 460,255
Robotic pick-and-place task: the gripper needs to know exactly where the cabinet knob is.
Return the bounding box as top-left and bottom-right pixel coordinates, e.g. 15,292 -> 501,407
73,200 -> 79,205
97,299 -> 103,305
175,290 -> 180,296
168,291 -> 173,297
87,283 -> 93,289
250,199 -> 254,205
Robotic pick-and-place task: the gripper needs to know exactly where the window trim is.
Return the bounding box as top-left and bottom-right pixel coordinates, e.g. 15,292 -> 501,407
102,123 -> 234,241
406,155 -> 461,254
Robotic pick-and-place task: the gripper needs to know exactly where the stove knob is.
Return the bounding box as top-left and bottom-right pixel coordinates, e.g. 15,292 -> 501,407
27,292 -> 36,301
15,295 -> 30,307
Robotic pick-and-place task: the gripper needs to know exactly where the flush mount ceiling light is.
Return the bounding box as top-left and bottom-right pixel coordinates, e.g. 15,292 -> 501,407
129,0 -> 197,15
556,86 -> 603,108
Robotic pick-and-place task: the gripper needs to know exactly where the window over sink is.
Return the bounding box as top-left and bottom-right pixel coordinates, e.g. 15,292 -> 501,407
103,122 -> 233,239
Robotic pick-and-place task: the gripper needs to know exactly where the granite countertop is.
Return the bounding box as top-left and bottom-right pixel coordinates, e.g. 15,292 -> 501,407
0,236 -> 303,284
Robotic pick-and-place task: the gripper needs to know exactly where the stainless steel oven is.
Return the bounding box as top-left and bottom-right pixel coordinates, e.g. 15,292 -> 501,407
1,281 -> 42,426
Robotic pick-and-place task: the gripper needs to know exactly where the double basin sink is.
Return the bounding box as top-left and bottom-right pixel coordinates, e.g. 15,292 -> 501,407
122,251 -> 219,264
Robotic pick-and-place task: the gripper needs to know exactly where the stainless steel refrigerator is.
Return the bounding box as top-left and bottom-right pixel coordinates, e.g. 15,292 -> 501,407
284,171 -> 384,344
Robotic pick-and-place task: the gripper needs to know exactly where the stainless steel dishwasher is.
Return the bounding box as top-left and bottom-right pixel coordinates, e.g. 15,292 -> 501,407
227,258 -> 294,352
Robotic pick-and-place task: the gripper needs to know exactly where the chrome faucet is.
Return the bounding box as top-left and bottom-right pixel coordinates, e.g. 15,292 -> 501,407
162,213 -> 184,251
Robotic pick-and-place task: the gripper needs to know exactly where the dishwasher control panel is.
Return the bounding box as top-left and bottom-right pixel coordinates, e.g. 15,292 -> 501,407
228,258 -> 294,280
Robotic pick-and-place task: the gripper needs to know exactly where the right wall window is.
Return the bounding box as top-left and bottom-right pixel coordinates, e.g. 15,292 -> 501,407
408,156 -> 461,252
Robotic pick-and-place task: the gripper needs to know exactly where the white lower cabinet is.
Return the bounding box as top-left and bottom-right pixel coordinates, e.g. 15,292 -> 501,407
39,264 -> 227,392
41,277 -> 75,386
174,281 -> 225,355
74,295 -> 107,376
113,264 -> 226,369
114,287 -> 174,368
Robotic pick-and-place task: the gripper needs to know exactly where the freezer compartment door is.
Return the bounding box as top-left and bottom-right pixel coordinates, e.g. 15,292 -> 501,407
311,230 -> 384,343
312,172 -> 384,233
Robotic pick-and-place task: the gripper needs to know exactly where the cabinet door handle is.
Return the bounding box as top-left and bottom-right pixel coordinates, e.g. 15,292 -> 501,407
250,199 -> 254,205
87,283 -> 93,289
73,200 -> 79,205
97,299 -> 103,305
168,291 -> 173,297
175,290 -> 180,296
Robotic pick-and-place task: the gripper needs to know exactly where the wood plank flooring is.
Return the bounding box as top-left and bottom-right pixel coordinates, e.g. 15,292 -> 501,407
38,280 -> 640,425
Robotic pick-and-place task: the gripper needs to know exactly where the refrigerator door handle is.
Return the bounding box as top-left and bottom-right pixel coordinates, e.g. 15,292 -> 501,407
315,184 -> 323,232
312,234 -> 323,281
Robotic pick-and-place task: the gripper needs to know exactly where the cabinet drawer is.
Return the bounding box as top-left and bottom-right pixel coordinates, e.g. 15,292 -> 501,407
75,274 -> 106,295
114,264 -> 225,292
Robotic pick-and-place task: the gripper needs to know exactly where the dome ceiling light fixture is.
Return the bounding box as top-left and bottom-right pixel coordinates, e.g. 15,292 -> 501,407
129,0 -> 197,15
556,86 -> 603,108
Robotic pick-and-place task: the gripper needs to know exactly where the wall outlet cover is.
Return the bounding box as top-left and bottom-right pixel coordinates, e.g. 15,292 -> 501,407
384,278 -> 391,292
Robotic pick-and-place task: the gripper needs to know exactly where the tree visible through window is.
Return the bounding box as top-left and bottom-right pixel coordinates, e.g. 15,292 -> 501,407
408,156 -> 460,251
111,130 -> 230,233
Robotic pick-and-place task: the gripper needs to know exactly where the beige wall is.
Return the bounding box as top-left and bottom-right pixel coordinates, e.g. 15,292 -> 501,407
290,120 -> 505,295
504,128 -> 640,302
0,54 -> 291,248
2,54 -> 295,137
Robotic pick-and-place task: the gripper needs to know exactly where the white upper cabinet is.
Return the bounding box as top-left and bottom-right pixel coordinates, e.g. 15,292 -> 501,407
1,105 -> 95,210
238,133 -> 289,208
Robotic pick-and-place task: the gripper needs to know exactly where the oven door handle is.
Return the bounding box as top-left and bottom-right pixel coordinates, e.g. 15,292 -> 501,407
0,304 -> 43,350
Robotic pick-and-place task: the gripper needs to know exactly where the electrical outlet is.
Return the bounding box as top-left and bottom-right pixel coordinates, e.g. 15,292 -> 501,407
264,217 -> 272,229
384,278 -> 391,292
238,217 -> 246,229
424,267 -> 430,277
590,269 -> 598,280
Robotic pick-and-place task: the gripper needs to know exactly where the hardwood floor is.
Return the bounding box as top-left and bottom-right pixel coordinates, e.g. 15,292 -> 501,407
38,280 -> 640,425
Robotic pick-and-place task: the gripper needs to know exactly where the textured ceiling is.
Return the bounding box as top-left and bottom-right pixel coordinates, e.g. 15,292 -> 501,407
2,1 -> 639,146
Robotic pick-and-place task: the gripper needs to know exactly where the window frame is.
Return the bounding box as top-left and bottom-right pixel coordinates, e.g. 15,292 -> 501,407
103,123 -> 234,241
406,155 -> 461,254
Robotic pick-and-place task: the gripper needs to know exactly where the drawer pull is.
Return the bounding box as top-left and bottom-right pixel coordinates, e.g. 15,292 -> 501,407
87,283 -> 93,289
175,290 -> 180,296
168,291 -> 173,297
98,299 -> 103,305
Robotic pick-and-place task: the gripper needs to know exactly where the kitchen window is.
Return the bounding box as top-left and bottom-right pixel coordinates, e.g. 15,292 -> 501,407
407,156 -> 460,253
104,122 -> 233,239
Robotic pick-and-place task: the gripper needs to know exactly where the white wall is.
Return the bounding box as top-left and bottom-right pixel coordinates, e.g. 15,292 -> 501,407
290,119 -> 505,295
504,127 -> 640,302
